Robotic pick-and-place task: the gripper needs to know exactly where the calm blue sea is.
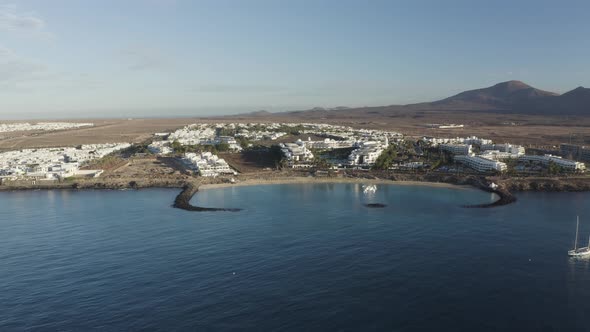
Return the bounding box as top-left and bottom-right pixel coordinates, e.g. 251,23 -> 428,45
1,184 -> 590,331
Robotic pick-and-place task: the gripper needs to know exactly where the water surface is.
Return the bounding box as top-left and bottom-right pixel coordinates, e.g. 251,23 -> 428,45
1,184 -> 589,331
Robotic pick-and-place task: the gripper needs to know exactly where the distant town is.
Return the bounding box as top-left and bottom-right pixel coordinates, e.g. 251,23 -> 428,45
0,122 -> 93,133
0,121 -> 588,183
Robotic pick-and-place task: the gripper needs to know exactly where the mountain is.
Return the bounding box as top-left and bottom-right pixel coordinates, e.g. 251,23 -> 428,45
338,81 -> 589,115
231,81 -> 589,118
242,110 -> 272,117
417,80 -> 559,111
551,86 -> 590,112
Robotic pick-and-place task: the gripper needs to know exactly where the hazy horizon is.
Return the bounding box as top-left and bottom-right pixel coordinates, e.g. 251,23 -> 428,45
1,0 -> 589,118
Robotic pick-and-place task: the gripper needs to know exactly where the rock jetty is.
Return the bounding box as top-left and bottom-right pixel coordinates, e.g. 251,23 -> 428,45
173,183 -> 241,212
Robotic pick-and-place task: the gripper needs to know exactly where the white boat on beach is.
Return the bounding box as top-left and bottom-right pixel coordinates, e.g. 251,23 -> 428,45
363,184 -> 377,194
568,216 -> 590,257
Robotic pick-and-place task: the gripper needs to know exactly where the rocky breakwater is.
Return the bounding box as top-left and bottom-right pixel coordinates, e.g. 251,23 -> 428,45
403,173 -> 517,208
173,183 -> 241,212
463,181 -> 516,208
425,174 -> 516,208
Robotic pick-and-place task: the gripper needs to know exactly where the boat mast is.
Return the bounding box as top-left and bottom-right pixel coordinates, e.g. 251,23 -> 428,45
574,216 -> 579,250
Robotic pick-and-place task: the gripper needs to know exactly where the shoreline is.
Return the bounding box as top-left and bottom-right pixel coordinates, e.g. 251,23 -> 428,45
170,177 -> 481,212
198,177 -> 473,191
176,176 -> 509,212
0,176 -> 499,212
4,173 -> 590,211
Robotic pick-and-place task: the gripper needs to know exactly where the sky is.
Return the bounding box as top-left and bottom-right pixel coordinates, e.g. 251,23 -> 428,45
0,0 -> 589,119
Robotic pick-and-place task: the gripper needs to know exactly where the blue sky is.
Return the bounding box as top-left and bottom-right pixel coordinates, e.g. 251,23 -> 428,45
0,0 -> 589,118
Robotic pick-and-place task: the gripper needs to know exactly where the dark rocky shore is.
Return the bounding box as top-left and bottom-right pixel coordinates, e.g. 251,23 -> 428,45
1,173 -> 589,211
437,175 -> 517,208
462,184 -> 516,208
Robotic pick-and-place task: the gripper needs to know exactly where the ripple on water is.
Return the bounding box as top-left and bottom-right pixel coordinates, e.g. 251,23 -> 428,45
0,186 -> 589,331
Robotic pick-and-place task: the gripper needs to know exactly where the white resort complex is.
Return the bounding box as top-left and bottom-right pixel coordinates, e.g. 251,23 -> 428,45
182,152 -> 236,177
348,141 -> 388,166
424,135 -> 586,173
439,144 -> 473,156
0,122 -> 586,181
519,154 -> 586,171
280,141 -> 315,167
0,143 -> 131,181
454,155 -> 508,172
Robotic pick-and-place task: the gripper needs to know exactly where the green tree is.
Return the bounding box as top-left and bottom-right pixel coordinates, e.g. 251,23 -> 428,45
216,142 -> 231,152
269,145 -> 287,169
171,140 -> 186,154
372,145 -> 398,170
313,157 -> 332,170
548,161 -> 564,175
236,137 -> 251,148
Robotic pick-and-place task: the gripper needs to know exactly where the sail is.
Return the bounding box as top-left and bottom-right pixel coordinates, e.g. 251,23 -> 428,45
574,216 -> 579,250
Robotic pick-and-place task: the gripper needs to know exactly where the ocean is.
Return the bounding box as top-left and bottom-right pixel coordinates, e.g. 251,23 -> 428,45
1,184 -> 589,331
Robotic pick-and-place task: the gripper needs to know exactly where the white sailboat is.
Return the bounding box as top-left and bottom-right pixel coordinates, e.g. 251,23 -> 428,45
362,184 -> 377,194
568,216 -> 590,257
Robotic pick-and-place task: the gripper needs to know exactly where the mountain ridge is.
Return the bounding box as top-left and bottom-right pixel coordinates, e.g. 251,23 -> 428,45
272,81 -> 589,116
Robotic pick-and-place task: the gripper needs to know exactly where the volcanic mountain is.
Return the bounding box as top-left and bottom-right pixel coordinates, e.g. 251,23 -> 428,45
422,80 -> 559,111
265,80 -> 590,117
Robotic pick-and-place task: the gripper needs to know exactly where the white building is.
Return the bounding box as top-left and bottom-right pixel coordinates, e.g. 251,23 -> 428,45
454,155 -> 507,172
348,141 -> 386,166
481,143 -> 525,155
462,136 -> 493,146
303,137 -> 355,150
182,152 -> 236,177
280,141 -> 314,165
478,150 -> 521,161
423,136 -> 491,147
519,154 -> 586,172
0,143 -> 130,180
148,141 -> 173,155
214,136 -> 243,151
440,144 -> 473,155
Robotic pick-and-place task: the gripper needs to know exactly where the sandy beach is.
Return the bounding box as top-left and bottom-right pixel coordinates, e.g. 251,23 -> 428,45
198,176 -> 472,191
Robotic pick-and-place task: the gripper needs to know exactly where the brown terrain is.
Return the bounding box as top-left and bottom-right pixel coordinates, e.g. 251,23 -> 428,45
0,80 -> 589,152
223,80 -> 590,147
1,81 -> 589,210
0,118 -> 203,151
3,110 -> 587,152
224,110 -> 590,147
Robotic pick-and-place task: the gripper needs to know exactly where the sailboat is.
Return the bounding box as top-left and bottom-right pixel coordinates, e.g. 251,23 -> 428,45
568,216 -> 590,257
362,184 -> 377,194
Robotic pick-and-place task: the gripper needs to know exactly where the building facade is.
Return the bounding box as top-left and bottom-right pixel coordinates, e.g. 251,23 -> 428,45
454,155 -> 507,172
519,154 -> 586,172
560,144 -> 590,162
440,144 -> 473,155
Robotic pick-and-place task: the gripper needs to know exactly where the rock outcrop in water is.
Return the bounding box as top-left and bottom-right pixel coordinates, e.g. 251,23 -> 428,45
365,203 -> 387,208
